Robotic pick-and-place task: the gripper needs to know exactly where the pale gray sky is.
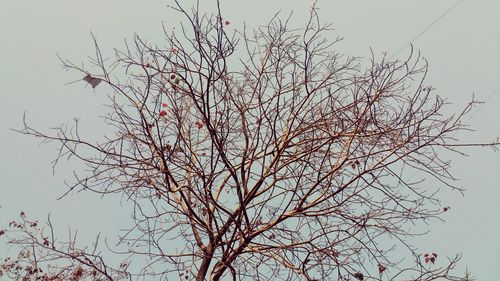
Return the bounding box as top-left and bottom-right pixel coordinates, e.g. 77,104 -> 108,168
1,0 -> 499,280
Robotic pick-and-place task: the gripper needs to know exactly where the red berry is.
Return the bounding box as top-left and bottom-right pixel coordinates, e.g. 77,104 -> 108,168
170,74 -> 176,80
224,20 -> 230,25
378,264 -> 386,273
161,103 -> 167,108
159,110 -> 167,117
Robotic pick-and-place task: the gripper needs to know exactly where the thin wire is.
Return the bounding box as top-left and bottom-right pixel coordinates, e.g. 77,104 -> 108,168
386,0 -> 500,189
389,0 -> 499,124
391,0 -> 464,58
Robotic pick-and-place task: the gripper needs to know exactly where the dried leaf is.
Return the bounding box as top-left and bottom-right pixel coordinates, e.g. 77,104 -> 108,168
83,74 -> 102,89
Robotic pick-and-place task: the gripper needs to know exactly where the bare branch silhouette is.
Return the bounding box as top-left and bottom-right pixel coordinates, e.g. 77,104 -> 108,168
1,2 -> 490,281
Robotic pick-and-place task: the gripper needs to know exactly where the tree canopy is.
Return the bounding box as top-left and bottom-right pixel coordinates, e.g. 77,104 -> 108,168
1,1 -> 497,281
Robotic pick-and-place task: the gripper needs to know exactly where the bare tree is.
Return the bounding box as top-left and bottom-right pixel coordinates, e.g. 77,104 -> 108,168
1,2 -> 497,280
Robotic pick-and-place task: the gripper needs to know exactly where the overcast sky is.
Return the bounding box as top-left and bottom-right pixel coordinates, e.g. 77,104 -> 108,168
1,0 -> 499,280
